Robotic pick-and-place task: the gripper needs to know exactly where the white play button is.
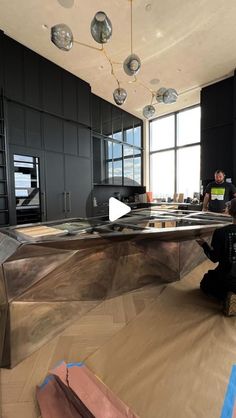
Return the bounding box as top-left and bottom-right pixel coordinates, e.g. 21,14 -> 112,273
109,197 -> 131,222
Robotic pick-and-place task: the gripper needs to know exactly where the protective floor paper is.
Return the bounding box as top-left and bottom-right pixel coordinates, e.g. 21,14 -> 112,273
86,260 -> 236,418
37,361 -> 139,418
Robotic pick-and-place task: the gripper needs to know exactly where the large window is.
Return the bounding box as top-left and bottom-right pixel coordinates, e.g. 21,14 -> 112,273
150,106 -> 200,200
93,123 -> 143,186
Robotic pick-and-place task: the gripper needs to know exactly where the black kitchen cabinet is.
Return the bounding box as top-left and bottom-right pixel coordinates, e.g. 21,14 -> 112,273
4,36 -> 24,102
41,59 -> 63,116
45,151 -> 65,221
65,155 -> 92,218
8,147 -> 92,223
78,126 -> 91,158
25,108 -> 42,149
101,99 -> 112,137
62,72 -> 77,122
92,94 -> 101,134
64,121 -> 78,156
43,114 -> 63,153
7,101 -> 25,146
24,49 -> 41,108
45,152 -> 92,221
77,80 -> 91,127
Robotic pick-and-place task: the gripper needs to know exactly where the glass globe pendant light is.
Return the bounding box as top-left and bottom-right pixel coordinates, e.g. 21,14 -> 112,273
90,11 -> 112,44
143,105 -> 155,119
123,0 -> 141,76
113,87 -> 127,106
123,54 -> 141,76
156,87 -> 178,104
156,87 -> 167,103
163,88 -> 178,104
51,24 -> 73,51
50,4 -> 178,115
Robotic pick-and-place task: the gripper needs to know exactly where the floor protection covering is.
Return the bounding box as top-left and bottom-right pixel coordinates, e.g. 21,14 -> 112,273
36,361 -> 139,418
85,260 -> 236,418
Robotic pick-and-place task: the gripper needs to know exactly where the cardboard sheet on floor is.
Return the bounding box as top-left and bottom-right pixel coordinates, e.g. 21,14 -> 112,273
36,375 -> 92,418
85,260 -> 236,418
37,361 -> 139,418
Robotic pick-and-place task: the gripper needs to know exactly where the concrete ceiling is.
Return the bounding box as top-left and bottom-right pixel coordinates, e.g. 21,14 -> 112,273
0,0 -> 235,120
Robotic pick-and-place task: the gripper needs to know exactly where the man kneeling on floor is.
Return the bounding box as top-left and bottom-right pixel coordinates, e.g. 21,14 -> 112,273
196,198 -> 236,316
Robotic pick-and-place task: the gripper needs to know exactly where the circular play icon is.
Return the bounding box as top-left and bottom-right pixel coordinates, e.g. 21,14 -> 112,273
84,176 -> 152,238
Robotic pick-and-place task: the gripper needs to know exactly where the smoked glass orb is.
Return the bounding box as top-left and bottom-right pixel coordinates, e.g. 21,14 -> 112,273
90,11 -> 112,44
51,24 -> 73,51
113,88 -> 127,106
123,54 -> 141,76
143,105 -> 155,119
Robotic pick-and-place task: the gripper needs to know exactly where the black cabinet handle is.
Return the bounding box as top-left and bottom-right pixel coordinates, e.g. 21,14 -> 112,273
66,191 -> 71,212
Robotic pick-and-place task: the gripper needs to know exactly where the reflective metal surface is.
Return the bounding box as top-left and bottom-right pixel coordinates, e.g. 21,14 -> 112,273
0,207 -> 230,367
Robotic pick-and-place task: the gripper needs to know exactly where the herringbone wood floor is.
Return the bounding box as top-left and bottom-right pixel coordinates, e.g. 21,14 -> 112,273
0,282 -> 165,418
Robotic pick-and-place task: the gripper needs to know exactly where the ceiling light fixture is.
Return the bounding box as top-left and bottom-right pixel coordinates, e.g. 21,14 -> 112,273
50,0 -> 178,117
90,11 -> 112,44
156,87 -> 178,104
57,0 -> 74,8
123,0 -> 141,77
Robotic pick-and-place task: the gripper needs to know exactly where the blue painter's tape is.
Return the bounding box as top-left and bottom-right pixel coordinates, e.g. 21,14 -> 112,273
67,362 -> 84,368
39,374 -> 54,390
51,359 -> 65,370
221,365 -> 236,418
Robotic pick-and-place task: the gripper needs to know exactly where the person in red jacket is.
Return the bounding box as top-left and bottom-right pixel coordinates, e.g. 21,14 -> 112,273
197,198 -> 236,315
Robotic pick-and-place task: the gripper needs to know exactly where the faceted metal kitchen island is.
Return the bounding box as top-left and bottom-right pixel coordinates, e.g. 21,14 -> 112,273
0,207 -> 230,367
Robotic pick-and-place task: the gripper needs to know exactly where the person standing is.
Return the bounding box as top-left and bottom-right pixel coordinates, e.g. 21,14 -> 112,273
202,169 -> 236,213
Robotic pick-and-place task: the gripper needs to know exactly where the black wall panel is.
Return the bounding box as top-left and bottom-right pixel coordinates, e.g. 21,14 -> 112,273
92,94 -> 101,134
45,151 -> 64,220
201,77 -> 233,129
0,32 -> 143,224
24,49 -> 41,107
101,99 -> 112,136
62,71 -> 77,121
64,121 -> 78,155
201,77 -> 236,185
112,105 -> 122,135
4,37 -> 24,102
77,80 -> 91,126
43,114 -> 63,153
78,126 -> 91,158
7,102 -> 25,146
41,59 -> 63,115
25,109 -> 41,149
201,124 -> 233,180
65,154 -> 91,217
75,157 -> 92,217
123,111 -> 134,132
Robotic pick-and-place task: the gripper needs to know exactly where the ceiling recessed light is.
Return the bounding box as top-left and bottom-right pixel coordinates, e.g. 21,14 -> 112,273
145,4 -> 152,12
150,78 -> 160,85
57,0 -> 74,8
156,30 -> 163,39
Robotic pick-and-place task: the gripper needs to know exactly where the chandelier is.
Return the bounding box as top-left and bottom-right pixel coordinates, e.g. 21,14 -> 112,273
51,0 -> 178,119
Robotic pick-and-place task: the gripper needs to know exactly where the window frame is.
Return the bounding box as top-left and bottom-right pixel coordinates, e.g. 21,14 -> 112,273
93,119 -> 143,186
149,104 -> 201,197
